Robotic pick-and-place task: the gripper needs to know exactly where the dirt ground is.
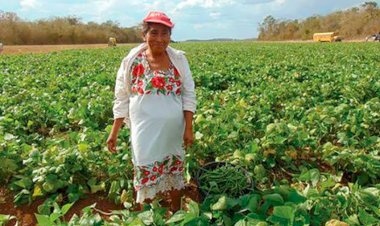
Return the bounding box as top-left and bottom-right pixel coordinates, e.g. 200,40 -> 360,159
0,43 -> 135,55
0,181 -> 200,226
0,40 -> 368,55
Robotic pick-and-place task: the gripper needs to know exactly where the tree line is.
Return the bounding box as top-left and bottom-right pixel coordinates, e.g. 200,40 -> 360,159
0,11 -> 143,45
258,2 -> 380,40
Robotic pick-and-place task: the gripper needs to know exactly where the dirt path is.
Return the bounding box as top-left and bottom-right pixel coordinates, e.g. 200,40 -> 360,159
0,40 -> 369,55
0,44 -> 136,55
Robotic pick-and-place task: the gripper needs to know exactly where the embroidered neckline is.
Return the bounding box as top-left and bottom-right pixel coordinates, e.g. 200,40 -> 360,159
142,51 -> 174,73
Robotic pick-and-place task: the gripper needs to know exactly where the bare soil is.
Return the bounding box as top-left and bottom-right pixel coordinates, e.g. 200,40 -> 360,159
0,40 -> 368,55
0,44 -> 135,55
0,181 -> 200,226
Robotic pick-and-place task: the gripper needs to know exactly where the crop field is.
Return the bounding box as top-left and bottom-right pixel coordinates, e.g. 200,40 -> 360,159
1,42 -> 380,225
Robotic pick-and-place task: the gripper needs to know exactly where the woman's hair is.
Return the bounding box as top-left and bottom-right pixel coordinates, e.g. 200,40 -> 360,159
142,22 -> 172,36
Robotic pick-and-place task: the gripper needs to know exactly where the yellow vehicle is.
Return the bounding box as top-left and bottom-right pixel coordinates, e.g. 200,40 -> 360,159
313,32 -> 342,42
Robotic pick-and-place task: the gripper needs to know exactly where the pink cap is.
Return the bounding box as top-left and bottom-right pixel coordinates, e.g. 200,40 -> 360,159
143,11 -> 174,28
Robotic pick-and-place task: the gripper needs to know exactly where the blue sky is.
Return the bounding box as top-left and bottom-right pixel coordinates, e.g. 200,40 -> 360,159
1,0 -> 378,41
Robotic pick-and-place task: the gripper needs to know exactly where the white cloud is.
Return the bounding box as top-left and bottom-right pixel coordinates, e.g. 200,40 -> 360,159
175,0 -> 235,11
94,0 -> 116,13
209,12 -> 221,19
19,0 -> 41,11
193,23 -> 206,29
193,21 -> 227,30
242,0 -> 276,4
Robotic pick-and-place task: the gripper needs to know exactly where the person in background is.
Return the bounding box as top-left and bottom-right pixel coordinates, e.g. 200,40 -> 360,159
107,11 -> 196,212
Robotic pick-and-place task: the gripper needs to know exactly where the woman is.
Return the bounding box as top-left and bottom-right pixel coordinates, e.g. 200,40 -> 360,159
107,11 -> 196,212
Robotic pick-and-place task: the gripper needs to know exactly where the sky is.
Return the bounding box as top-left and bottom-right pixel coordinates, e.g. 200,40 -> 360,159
1,0 -> 379,41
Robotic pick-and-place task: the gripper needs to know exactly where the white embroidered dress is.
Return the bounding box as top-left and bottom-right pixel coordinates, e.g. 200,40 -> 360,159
112,44 -> 196,203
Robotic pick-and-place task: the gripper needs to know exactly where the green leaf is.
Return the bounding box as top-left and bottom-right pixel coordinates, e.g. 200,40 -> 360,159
128,217 -> 145,226
77,143 -> 89,152
272,206 -> 294,220
263,194 -> 284,205
359,209 -> 379,225
309,169 -> 320,186
235,219 -> 248,226
137,210 -> 154,225
183,217 -> 209,226
61,202 -> 74,215
35,214 -> 53,226
14,177 -> 33,189
211,196 -> 227,211
42,181 -> 55,192
187,200 -> 200,217
250,141 -> 259,153
49,212 -> 61,223
3,159 -> 18,171
345,214 -> 360,225
165,210 -> 186,224
287,190 -> 307,204
247,195 -> 260,212
0,214 -> 16,223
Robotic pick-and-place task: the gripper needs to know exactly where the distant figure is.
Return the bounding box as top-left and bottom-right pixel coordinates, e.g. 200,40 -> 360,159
108,37 -> 117,47
366,33 -> 380,42
0,43 -> 3,53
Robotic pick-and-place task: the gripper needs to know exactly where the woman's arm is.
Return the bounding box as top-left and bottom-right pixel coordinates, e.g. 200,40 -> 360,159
181,56 -> 196,148
108,60 -> 129,153
183,110 -> 194,148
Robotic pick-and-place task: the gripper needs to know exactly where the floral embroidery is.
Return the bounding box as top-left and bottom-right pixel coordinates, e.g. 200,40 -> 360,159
130,52 -> 182,96
133,154 -> 184,190
151,76 -> 166,90
173,67 -> 180,79
132,63 -> 145,77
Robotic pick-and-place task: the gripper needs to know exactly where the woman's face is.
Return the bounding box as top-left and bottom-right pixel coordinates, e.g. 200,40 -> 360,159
144,23 -> 171,54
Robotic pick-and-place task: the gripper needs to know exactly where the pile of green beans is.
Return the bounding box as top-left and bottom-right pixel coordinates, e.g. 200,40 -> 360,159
198,164 -> 250,197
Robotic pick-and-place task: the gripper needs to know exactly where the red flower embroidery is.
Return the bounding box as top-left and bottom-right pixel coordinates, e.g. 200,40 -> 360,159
145,90 -> 152,94
174,68 -> 180,78
135,155 -> 185,187
132,63 -> 145,77
132,78 -> 137,83
175,88 -> 181,95
175,80 -> 181,87
141,178 -> 149,184
138,80 -> 144,87
166,85 -> 173,91
169,77 -> 175,83
138,87 -> 144,95
151,76 -> 166,89
158,165 -> 164,175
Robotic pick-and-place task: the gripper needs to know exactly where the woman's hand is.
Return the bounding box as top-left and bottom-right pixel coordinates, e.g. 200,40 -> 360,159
107,133 -> 118,153
183,127 -> 194,149
107,118 -> 124,153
